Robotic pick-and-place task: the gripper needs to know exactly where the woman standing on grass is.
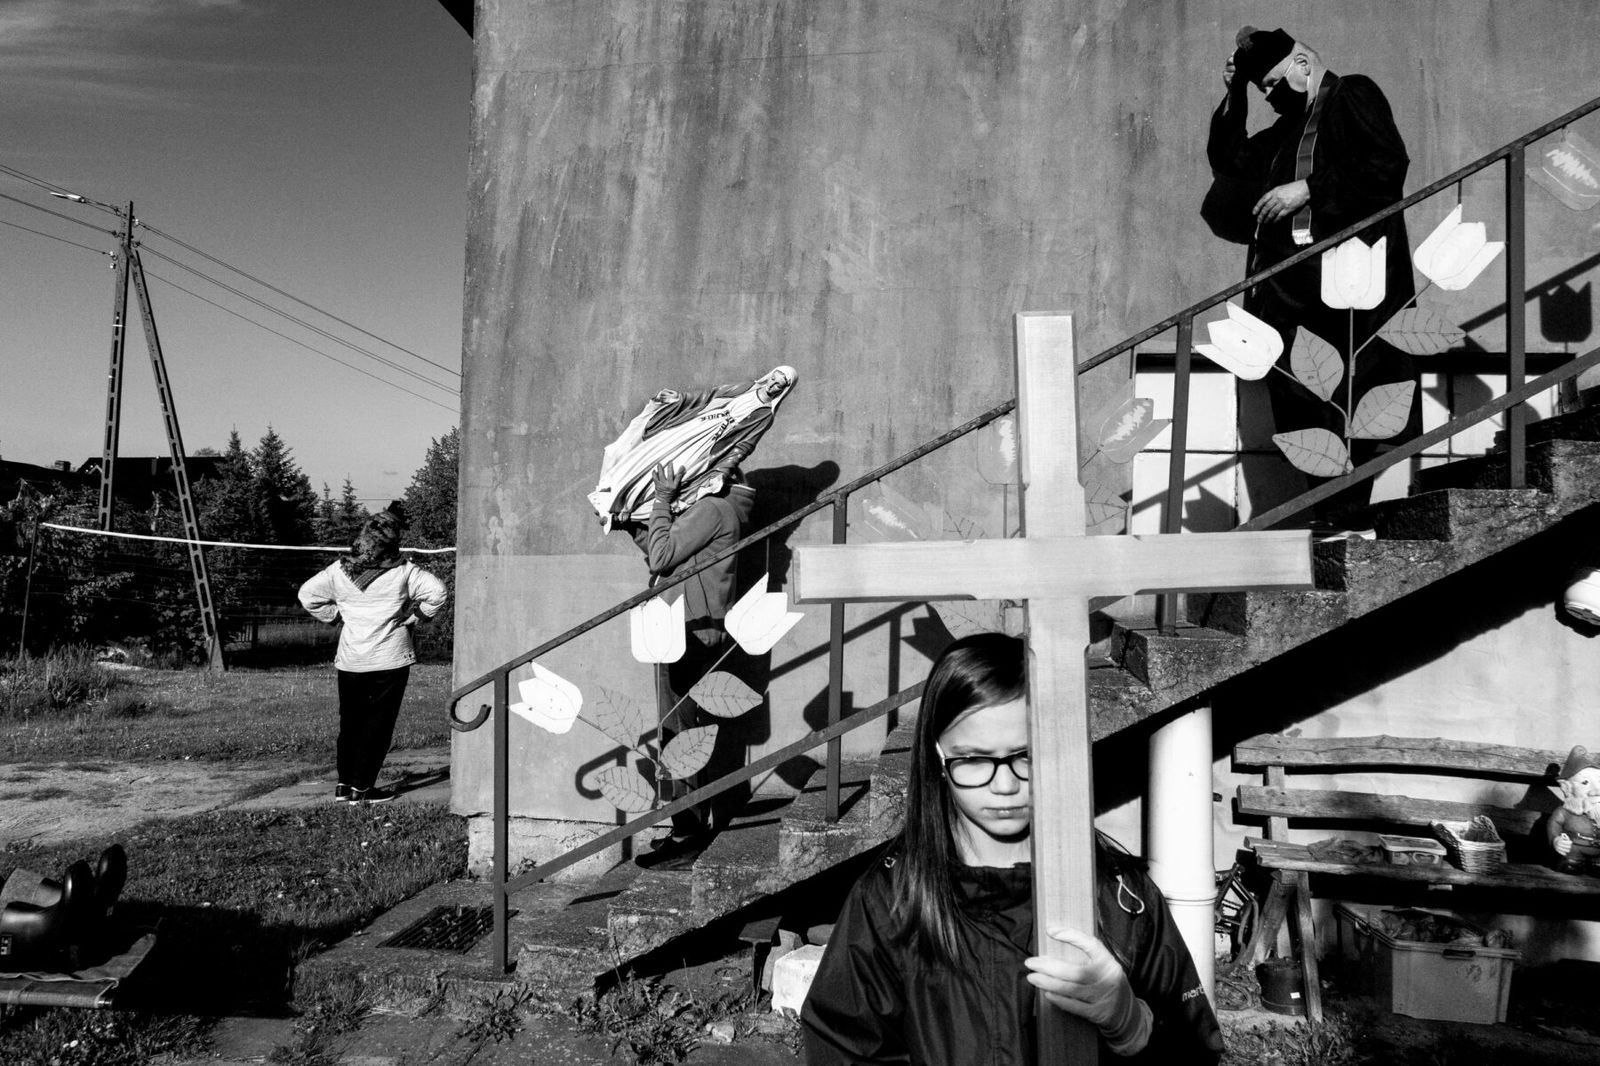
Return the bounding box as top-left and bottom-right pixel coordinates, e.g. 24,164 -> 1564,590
297,503 -> 447,805
800,633 -> 1224,1065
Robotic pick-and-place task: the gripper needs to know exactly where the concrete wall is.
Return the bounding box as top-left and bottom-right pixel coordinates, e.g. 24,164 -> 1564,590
455,0 -> 1600,873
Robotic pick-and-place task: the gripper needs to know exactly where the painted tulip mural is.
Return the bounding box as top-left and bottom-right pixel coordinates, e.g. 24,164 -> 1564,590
1320,236 -> 1388,310
1413,205 -> 1504,291
1194,302 -> 1285,380
516,584 -> 803,816
1193,214 -> 1503,482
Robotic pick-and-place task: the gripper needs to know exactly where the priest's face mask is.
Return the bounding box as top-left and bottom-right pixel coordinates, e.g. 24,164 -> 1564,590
1261,53 -> 1310,114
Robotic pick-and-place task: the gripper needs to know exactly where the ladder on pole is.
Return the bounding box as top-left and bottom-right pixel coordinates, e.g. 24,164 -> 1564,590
97,202 -> 226,671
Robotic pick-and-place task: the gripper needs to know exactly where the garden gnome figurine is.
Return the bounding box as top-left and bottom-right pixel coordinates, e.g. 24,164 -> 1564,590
1548,746 -> 1600,874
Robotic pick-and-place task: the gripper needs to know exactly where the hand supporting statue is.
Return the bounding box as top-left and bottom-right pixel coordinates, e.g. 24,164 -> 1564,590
652,462 -> 684,505
1024,926 -> 1152,1055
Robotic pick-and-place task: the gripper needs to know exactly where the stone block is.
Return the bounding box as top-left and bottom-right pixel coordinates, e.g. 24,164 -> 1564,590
466,814 -> 632,884
1116,626 -> 1245,693
771,944 -> 827,1017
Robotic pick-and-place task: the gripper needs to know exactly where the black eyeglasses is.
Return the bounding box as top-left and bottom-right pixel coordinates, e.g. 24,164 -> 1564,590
935,743 -> 1031,788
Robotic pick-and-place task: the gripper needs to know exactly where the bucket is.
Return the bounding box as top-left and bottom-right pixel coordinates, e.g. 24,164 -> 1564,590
1256,958 -> 1306,1016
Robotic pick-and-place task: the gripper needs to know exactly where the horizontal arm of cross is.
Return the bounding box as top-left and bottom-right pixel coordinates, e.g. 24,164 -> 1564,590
791,530 -> 1313,604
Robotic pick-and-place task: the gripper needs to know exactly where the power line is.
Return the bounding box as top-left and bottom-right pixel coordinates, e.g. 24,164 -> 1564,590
0,163 -> 122,216
0,215 -> 114,256
0,163 -> 78,198
139,245 -> 458,396
0,190 -> 118,236
138,222 -> 460,380
143,268 -> 458,414
0,160 -> 462,404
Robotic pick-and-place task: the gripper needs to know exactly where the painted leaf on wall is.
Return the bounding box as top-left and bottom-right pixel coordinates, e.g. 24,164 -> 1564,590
1530,129 -> 1600,211
1273,428 -> 1353,478
858,481 -> 934,541
591,687 -> 652,750
1291,329 -> 1344,401
1096,397 -> 1170,464
976,414 -> 1018,485
931,600 -> 1005,641
689,671 -> 762,718
942,511 -> 987,540
660,726 -> 718,779
1349,381 -> 1417,440
595,766 -> 656,813
1378,307 -> 1466,355
1083,480 -> 1127,530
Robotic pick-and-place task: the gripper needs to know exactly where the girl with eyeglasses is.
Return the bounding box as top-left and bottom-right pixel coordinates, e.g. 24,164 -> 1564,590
801,633 -> 1223,1064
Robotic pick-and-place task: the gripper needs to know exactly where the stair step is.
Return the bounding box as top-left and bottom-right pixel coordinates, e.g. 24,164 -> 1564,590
1312,537 -> 1457,612
869,716 -> 916,840
1188,589 -> 1350,656
1111,625 -> 1248,693
779,759 -> 887,880
1374,487 -> 1550,543
605,866 -> 695,962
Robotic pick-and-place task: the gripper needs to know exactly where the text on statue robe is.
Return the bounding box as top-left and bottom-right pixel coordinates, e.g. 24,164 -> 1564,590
790,312 -> 1314,1063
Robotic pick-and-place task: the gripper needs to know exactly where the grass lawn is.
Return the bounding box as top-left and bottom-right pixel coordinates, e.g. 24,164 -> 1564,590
0,660 -> 453,763
0,803 -> 468,1062
0,654 -> 466,1063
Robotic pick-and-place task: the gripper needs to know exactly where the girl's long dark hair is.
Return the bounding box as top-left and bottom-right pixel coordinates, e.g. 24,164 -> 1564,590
890,632 -> 1025,963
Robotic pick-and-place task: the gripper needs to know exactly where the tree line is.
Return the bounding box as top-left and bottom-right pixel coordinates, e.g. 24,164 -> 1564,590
0,426 -> 459,663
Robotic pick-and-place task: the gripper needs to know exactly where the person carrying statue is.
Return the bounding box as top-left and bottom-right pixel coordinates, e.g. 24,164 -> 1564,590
593,367 -> 797,869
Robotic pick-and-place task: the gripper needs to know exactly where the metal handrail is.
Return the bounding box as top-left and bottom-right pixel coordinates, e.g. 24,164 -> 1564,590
458,93 -> 1600,973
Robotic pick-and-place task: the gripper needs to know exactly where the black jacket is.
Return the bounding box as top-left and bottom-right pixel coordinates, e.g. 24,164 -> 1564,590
800,845 -> 1224,1065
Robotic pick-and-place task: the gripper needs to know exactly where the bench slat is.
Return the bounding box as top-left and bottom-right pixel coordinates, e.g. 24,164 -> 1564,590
1247,839 -> 1600,899
1237,785 -> 1545,837
1234,734 -> 1561,779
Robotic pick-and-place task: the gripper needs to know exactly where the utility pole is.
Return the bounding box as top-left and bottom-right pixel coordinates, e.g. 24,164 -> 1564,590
96,202 -> 226,671
97,205 -> 132,531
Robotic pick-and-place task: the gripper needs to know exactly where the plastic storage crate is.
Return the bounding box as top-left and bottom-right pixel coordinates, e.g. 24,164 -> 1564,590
1334,904 -> 1518,1024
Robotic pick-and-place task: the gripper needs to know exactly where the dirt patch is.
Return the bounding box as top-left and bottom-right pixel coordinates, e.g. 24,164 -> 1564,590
0,748 -> 451,849
0,760 -> 317,848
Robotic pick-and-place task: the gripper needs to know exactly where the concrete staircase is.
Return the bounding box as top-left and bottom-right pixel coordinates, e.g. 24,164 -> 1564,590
300,407 -> 1600,1008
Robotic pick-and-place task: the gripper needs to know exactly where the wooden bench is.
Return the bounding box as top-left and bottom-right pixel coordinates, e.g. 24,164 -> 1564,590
1230,733 -> 1600,1023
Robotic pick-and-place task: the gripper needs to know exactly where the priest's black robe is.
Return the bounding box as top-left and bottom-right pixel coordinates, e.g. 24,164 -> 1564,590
1206,73 -> 1421,514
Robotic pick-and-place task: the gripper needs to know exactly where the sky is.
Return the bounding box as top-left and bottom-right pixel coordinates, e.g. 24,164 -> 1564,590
0,0 -> 470,506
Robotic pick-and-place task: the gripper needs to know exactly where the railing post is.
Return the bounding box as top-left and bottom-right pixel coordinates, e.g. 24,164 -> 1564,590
1505,148 -> 1527,489
1156,313 -> 1195,635
826,495 -> 848,822
493,671 -> 510,974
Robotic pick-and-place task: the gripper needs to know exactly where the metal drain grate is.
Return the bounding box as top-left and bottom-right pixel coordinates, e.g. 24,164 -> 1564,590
380,905 -> 495,953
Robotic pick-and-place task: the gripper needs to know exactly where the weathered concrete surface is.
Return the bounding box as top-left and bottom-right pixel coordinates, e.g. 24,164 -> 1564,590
457,0 -> 1600,836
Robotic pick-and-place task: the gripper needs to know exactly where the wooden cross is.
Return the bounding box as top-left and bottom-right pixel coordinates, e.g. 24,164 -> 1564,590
792,313 -> 1313,1061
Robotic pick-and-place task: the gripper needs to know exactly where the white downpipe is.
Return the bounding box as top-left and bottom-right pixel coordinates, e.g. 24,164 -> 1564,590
1147,703 -> 1216,1004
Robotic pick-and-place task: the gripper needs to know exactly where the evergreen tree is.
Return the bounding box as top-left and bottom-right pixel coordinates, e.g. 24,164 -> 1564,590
195,429 -> 263,542
314,482 -> 338,543
333,477 -> 368,544
252,427 -> 319,545
403,427 -> 458,548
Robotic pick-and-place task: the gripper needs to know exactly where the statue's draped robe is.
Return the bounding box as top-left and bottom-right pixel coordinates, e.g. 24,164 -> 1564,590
590,379 -> 786,525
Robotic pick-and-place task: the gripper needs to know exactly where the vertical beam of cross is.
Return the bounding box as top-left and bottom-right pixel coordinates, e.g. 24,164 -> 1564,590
1013,313 -> 1099,1060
